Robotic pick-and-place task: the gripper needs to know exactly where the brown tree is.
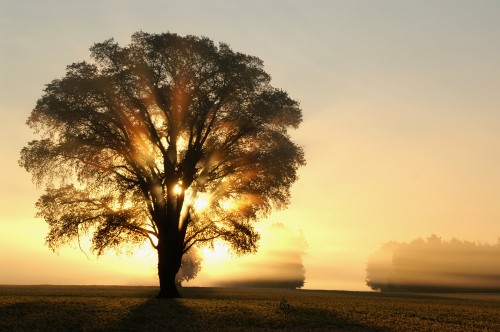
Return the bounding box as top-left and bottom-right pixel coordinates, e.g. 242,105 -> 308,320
19,32 -> 305,298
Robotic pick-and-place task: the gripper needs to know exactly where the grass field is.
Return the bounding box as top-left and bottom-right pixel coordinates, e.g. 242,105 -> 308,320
1,285 -> 499,331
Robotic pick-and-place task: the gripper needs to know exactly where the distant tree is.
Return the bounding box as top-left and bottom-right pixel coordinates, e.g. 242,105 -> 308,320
365,241 -> 401,292
217,223 -> 306,289
175,248 -> 202,287
366,236 -> 500,292
19,32 -> 305,298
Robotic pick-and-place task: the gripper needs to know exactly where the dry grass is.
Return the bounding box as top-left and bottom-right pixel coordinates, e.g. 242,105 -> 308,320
1,285 -> 499,331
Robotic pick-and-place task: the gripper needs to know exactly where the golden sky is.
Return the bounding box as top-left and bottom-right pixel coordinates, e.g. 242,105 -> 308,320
1,1 -> 500,291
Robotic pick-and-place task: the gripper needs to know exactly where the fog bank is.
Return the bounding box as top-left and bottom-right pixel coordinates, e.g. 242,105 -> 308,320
366,235 -> 500,292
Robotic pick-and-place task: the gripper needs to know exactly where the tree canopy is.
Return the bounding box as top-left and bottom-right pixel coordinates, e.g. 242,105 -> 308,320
20,32 -> 305,297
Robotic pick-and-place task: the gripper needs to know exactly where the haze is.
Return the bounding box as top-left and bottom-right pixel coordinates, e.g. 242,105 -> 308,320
367,236 -> 500,291
1,1 -> 500,291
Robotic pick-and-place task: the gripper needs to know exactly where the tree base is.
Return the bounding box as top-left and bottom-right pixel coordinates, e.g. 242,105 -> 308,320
156,288 -> 182,298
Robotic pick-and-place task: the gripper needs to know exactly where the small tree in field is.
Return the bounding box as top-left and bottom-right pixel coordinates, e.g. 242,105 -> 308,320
176,248 -> 202,287
20,32 -> 305,298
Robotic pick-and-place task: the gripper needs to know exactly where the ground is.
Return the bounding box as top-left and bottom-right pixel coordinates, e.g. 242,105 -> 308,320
1,285 -> 499,331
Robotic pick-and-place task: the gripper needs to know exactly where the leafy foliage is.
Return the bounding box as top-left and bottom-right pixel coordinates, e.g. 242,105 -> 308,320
20,32 -> 305,292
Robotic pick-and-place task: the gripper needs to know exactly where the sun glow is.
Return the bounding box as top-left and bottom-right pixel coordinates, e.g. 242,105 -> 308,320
193,193 -> 210,211
220,199 -> 234,210
201,240 -> 231,265
173,182 -> 183,195
133,241 -> 157,261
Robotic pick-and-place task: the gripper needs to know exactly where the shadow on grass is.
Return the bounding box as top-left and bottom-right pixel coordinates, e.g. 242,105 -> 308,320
112,298 -> 197,331
114,295 -> 386,331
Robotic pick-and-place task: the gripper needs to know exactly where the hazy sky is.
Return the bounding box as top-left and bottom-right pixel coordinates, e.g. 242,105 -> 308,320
1,1 -> 500,291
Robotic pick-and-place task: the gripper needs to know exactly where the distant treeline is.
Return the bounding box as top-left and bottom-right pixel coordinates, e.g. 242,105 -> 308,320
366,235 -> 500,292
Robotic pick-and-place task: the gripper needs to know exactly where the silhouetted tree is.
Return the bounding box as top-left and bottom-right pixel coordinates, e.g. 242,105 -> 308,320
175,248 -> 202,287
19,32 -> 305,298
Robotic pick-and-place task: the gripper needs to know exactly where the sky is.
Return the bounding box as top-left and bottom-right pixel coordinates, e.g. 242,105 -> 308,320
1,0 -> 500,291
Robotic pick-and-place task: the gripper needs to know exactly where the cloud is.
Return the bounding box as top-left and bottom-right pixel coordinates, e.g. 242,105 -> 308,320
366,235 -> 500,292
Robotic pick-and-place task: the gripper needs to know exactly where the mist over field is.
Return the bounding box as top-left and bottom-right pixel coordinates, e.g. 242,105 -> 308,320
366,235 -> 500,292
194,223 -> 307,289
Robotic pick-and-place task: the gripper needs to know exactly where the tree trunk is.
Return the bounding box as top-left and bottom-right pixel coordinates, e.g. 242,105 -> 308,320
156,239 -> 182,298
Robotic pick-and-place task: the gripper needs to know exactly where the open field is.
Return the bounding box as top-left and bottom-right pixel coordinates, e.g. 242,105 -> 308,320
1,286 -> 500,331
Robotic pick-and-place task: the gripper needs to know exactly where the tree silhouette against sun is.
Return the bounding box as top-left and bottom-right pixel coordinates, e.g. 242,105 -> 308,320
20,32 -> 305,298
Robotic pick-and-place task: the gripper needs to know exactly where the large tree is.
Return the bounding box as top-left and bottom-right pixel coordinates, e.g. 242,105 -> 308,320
20,32 -> 305,298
